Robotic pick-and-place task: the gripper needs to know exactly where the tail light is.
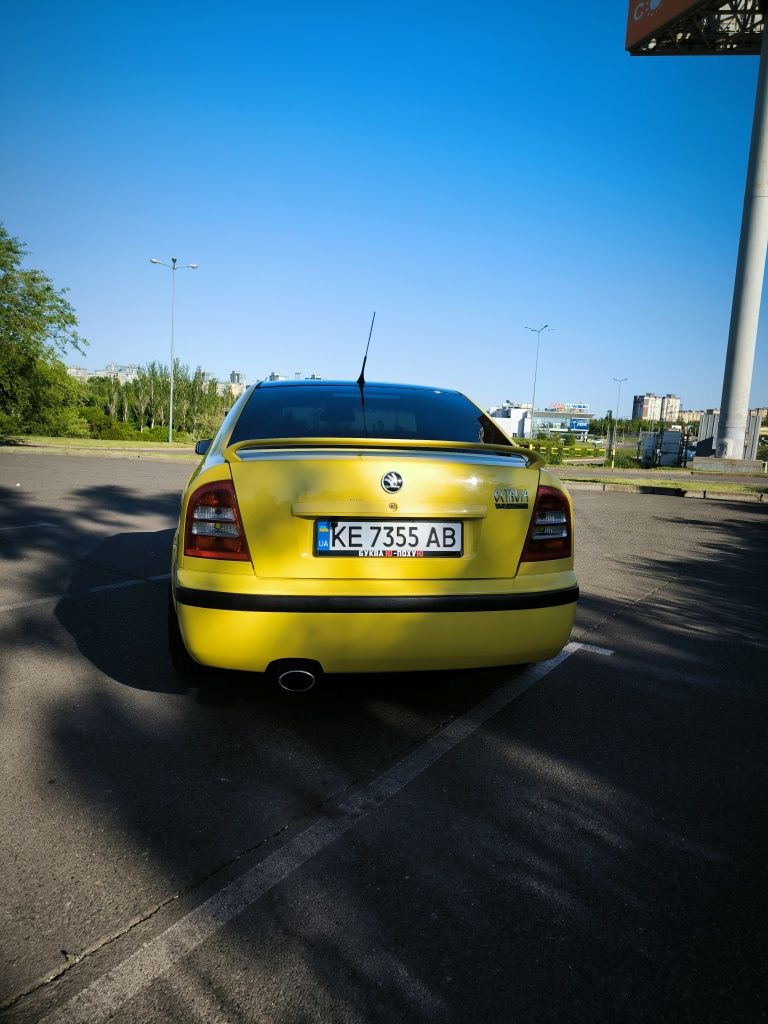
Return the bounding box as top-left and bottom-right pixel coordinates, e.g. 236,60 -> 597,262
520,485 -> 572,562
184,480 -> 251,561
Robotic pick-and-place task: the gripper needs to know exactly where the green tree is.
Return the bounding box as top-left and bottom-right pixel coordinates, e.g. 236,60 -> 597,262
0,224 -> 87,434
173,360 -> 192,432
145,362 -> 166,429
81,360 -> 231,441
132,371 -> 150,431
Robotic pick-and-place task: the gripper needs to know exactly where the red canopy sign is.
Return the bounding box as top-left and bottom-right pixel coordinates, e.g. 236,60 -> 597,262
626,0 -> 708,51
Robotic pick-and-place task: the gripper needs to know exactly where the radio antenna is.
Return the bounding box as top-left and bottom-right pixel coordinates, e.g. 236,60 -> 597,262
357,311 -> 376,389
357,311 -> 376,438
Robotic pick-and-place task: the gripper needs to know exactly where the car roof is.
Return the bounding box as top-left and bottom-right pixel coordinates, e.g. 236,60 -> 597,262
254,379 -> 461,394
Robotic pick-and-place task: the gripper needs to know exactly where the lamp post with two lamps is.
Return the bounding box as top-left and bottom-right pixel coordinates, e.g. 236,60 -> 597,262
149,257 -> 198,443
525,324 -> 551,440
611,376 -> 628,469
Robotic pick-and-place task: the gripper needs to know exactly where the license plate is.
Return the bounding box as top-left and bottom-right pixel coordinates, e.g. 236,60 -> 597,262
314,520 -> 463,557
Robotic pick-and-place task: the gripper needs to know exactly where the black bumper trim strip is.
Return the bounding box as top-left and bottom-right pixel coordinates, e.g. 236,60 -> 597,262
174,584 -> 579,614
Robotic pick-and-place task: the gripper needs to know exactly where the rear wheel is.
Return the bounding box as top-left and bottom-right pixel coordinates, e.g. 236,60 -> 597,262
167,588 -> 209,678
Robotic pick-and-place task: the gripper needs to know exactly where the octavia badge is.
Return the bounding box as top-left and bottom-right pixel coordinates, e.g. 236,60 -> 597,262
381,471 -> 403,493
494,487 -> 529,509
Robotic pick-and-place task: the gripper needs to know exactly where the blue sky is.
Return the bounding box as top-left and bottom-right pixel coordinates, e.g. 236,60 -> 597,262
2,1 -> 764,417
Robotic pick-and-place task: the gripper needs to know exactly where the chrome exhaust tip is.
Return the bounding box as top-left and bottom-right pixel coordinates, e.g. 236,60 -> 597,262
269,660 -> 323,694
277,669 -> 317,693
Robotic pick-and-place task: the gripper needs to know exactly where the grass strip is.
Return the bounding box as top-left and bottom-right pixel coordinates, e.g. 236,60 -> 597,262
0,437 -> 198,461
1,435 -> 194,450
565,475 -> 768,496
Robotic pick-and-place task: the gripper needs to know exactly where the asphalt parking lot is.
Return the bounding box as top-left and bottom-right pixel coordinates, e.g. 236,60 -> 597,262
1,452 -> 766,1023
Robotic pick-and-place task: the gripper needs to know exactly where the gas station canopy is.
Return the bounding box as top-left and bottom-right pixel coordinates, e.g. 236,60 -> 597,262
626,0 -> 762,55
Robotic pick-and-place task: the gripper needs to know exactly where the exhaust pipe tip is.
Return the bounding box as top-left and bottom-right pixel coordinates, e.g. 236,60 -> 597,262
269,660 -> 323,694
277,669 -> 316,693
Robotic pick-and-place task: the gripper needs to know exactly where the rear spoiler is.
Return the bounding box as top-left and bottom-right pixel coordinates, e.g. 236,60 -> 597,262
224,437 -> 543,468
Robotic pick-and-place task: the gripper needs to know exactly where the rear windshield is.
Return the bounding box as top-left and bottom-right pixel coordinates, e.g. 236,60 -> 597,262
229,384 -> 512,446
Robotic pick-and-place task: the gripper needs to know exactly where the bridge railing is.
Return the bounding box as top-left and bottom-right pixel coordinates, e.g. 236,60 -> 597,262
513,439 -> 606,464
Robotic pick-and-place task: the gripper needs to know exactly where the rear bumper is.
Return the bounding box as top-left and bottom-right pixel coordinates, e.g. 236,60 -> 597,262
173,579 -> 578,674
175,584 -> 578,614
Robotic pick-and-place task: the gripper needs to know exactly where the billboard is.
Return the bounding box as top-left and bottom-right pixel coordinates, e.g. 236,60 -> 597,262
626,0 -> 708,51
569,418 -> 590,431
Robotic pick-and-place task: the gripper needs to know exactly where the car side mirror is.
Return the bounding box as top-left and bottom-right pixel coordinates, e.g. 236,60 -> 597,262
195,439 -> 212,456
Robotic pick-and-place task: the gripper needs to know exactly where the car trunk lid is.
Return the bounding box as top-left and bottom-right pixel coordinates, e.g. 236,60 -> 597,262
226,439 -> 541,581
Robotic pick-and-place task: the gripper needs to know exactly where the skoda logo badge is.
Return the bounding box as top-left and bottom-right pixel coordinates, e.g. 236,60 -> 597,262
381,471 -> 403,494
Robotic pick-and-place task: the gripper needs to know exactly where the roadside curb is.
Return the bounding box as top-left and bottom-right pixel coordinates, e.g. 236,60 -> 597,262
566,480 -> 765,503
0,445 -> 198,462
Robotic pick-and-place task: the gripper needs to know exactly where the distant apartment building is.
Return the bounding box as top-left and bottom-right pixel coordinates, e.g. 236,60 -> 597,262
198,370 -> 244,395
228,370 -> 247,397
216,382 -> 242,398
216,371 -> 248,399
97,362 -> 139,384
660,394 -> 681,420
66,366 -> 91,382
66,362 -> 139,384
678,409 -> 704,425
631,393 -> 681,422
268,372 -> 322,381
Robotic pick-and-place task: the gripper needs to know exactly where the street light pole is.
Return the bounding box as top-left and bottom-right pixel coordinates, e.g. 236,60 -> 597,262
150,257 -> 198,442
611,376 -> 628,469
525,324 -> 551,440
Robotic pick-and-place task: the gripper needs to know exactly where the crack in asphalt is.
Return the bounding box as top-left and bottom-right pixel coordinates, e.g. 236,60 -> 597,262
571,574 -> 680,643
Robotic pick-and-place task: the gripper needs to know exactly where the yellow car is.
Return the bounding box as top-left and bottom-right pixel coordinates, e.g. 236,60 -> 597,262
169,380 -> 577,689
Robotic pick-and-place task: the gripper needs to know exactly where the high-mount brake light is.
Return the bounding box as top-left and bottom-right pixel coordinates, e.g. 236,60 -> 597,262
184,480 -> 250,561
520,485 -> 572,562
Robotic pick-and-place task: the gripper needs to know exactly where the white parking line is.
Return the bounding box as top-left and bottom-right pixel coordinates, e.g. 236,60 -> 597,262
38,640 -> 597,1024
576,644 -> 614,656
0,574 -> 170,614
